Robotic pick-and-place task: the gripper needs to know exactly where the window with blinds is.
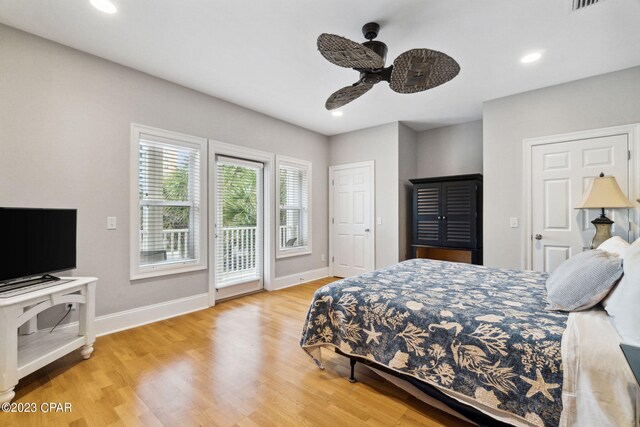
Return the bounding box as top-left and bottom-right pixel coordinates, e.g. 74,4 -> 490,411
215,156 -> 263,286
276,155 -> 312,257
131,125 -> 207,279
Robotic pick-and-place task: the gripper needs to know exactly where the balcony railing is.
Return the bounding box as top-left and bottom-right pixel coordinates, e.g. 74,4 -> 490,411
279,224 -> 299,248
141,225 -> 300,279
218,226 -> 258,276
163,228 -> 189,260
217,225 -> 299,278
140,229 -> 190,263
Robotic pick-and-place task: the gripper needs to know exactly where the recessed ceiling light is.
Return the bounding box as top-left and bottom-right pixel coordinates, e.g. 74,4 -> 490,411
331,111 -> 343,117
90,0 -> 117,14
520,52 -> 543,64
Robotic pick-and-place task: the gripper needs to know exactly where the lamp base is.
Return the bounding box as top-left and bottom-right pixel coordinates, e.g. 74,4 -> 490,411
590,215 -> 613,249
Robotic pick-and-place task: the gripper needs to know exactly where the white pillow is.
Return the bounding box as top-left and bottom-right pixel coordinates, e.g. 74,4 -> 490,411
603,238 -> 640,345
546,250 -> 623,311
597,236 -> 630,257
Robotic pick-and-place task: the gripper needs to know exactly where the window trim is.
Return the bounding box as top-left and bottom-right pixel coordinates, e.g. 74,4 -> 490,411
130,123 -> 208,280
275,155 -> 312,259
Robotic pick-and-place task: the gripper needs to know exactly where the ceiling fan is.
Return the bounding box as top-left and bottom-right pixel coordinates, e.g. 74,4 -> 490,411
317,22 -> 461,110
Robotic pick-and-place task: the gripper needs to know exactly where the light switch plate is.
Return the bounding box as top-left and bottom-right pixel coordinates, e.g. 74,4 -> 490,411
377,217 -> 382,225
107,217 -> 117,230
510,217 -> 519,228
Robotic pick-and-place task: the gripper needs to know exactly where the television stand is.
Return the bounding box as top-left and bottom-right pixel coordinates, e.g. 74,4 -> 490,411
0,277 -> 97,403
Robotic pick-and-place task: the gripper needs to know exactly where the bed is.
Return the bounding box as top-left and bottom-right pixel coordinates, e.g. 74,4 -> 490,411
300,258 -> 638,427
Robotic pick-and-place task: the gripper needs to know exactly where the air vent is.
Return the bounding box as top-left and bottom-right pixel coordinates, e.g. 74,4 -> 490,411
572,0 -> 600,11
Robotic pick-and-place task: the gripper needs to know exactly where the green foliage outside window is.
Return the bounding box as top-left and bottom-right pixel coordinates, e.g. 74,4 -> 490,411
163,166 -> 190,229
219,165 -> 257,227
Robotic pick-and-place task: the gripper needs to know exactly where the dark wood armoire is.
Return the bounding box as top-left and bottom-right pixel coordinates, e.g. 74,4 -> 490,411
410,174 -> 483,265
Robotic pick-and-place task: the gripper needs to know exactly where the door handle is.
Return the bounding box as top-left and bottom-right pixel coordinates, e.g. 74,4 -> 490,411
534,234 -> 542,240
364,228 -> 370,232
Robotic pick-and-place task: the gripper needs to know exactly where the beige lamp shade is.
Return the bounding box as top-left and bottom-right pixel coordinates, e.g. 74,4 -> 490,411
576,174 -> 634,209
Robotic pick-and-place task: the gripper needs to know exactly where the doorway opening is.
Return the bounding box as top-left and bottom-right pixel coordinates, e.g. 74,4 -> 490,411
214,155 -> 264,300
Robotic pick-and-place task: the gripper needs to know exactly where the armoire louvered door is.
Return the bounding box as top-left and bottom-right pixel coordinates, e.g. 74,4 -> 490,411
442,181 -> 476,249
411,174 -> 482,265
414,183 -> 441,246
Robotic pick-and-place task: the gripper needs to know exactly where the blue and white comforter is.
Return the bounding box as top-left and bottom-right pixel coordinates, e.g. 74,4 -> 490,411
300,259 -> 568,426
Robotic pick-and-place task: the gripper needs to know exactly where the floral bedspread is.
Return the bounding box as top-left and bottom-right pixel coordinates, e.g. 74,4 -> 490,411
300,259 -> 568,427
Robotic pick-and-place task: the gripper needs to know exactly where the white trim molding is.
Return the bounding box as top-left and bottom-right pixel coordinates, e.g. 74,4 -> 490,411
95,293 -> 209,337
70,265 -> 328,336
130,123 -> 209,280
208,140 -> 276,306
522,123 -> 640,270
275,154 -> 313,259
272,267 -> 330,291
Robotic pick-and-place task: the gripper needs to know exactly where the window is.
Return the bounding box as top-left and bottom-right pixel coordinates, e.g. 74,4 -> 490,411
276,155 -> 311,257
130,124 -> 207,279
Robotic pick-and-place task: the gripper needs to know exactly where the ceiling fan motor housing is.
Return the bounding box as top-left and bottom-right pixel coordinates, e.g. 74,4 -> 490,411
362,41 -> 388,65
360,72 -> 382,85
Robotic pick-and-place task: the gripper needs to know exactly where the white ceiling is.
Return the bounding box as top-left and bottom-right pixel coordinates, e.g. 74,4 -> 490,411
1,0 -> 640,136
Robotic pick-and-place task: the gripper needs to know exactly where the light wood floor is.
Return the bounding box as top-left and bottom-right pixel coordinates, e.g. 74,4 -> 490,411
5,278 -> 471,427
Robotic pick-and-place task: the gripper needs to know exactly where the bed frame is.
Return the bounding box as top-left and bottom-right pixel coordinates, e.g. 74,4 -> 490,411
335,349 -> 512,427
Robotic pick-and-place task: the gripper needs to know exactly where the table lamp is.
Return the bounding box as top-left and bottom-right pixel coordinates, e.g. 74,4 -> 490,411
576,172 -> 634,249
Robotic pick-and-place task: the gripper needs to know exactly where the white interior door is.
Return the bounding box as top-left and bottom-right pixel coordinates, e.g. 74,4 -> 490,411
331,162 -> 375,278
531,134 -> 630,272
214,156 -> 263,299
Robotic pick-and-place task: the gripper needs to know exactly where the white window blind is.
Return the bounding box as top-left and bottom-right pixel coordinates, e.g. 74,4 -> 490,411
131,125 -> 207,279
277,156 -> 311,257
215,156 -> 263,286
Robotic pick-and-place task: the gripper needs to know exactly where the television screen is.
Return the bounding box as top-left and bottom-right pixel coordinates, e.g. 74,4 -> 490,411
0,208 -> 77,283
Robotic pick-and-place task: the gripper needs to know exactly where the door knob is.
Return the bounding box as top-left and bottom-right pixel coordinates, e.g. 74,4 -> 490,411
534,234 -> 542,240
365,228 -> 370,232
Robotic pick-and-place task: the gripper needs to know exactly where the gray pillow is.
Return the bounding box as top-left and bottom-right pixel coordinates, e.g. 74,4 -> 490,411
546,249 -> 623,311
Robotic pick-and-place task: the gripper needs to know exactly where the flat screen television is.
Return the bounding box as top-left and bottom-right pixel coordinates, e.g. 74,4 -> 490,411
0,208 -> 77,283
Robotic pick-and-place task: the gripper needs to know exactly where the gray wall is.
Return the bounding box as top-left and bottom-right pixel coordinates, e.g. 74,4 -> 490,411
329,123 -> 400,268
416,120 -> 483,178
0,24 -> 329,318
483,66 -> 640,269
398,123 -> 417,261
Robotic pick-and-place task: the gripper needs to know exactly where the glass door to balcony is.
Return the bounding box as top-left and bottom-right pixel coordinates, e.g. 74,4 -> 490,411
214,156 -> 263,299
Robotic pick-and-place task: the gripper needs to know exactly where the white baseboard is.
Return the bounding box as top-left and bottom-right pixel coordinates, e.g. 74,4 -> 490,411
95,292 -> 209,336
271,267 -> 330,291
54,268 -> 327,338
97,267 -> 327,334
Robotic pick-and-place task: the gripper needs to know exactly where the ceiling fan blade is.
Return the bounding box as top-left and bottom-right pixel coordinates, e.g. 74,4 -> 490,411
317,34 -> 385,69
325,83 -> 374,110
390,48 -> 460,94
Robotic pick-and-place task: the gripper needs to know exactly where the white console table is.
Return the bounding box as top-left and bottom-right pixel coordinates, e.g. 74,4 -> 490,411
0,277 -> 97,403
